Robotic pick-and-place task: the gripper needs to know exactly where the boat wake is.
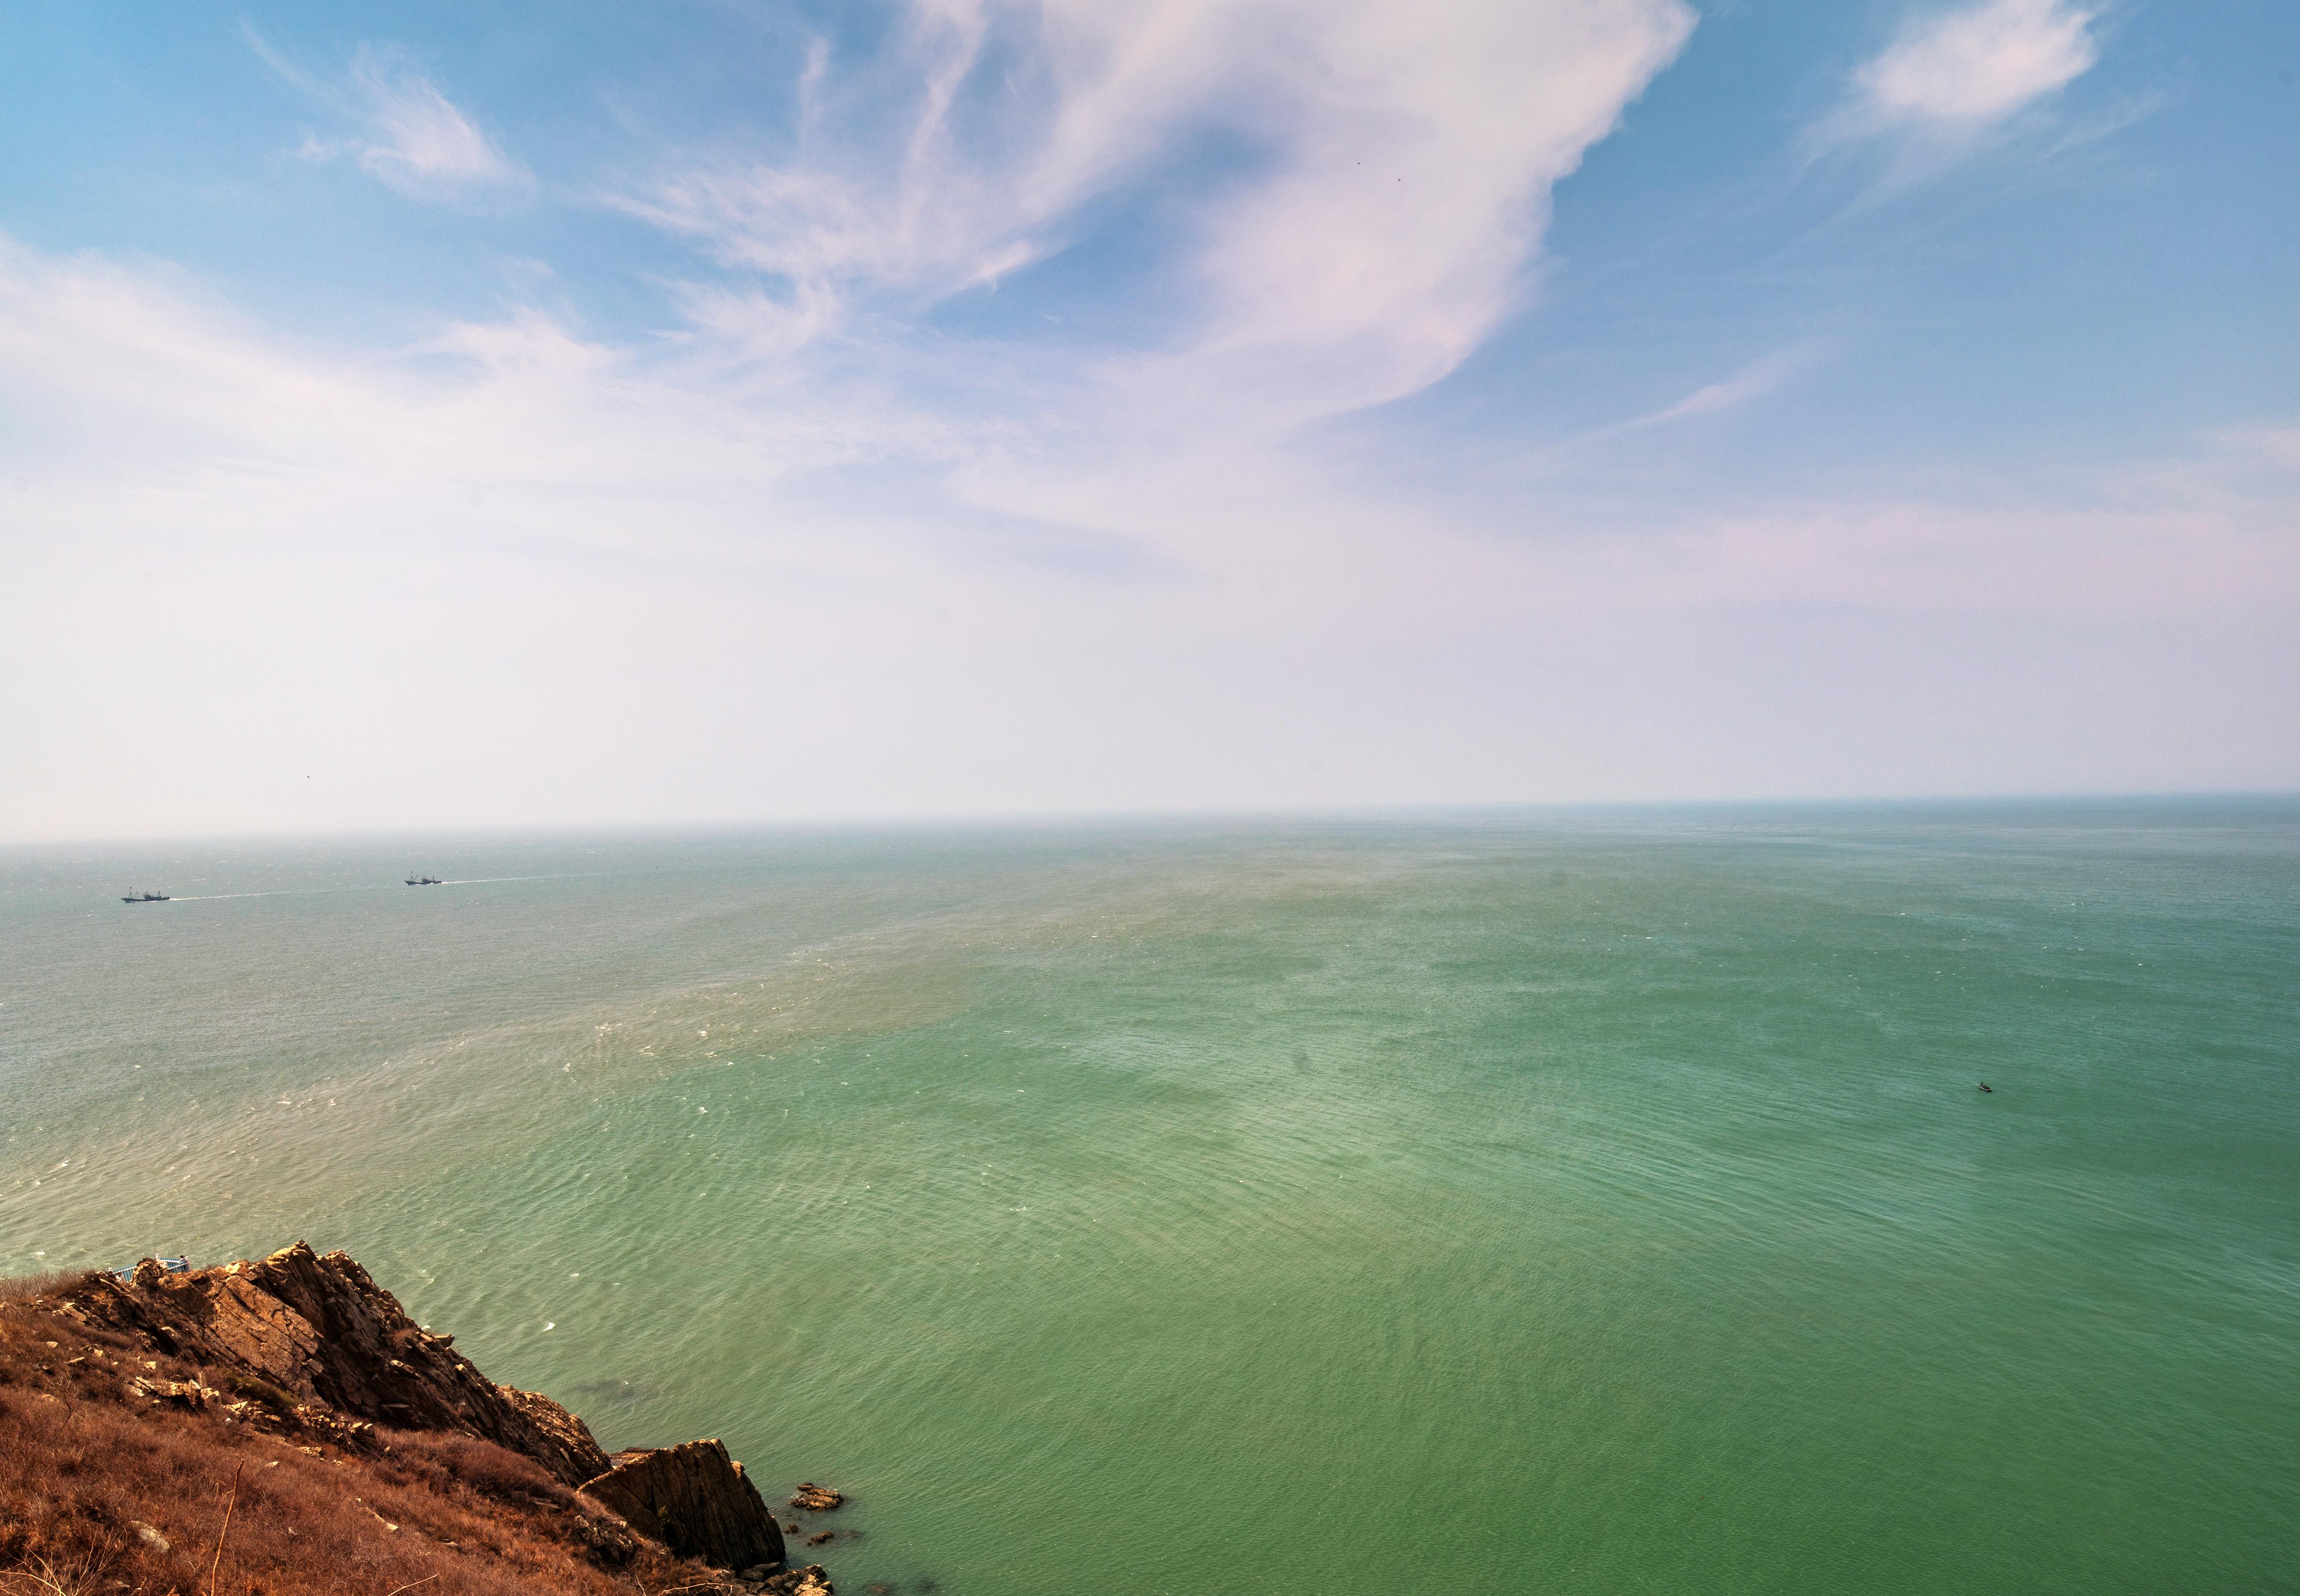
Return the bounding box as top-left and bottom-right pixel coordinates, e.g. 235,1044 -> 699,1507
158,873 -> 573,902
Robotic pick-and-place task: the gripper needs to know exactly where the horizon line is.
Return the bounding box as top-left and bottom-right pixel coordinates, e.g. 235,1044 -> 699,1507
7,788 -> 2297,851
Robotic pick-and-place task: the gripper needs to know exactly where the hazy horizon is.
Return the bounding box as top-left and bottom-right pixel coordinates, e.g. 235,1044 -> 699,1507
6,1 -> 2295,839
8,788 -> 2296,851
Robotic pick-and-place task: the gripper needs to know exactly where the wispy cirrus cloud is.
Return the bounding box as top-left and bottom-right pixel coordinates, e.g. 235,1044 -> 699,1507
337,45 -> 525,195
250,30 -> 527,200
1811,0 -> 2105,165
1572,344 -> 1833,448
621,0 -> 1697,420
9,1 -> 2289,836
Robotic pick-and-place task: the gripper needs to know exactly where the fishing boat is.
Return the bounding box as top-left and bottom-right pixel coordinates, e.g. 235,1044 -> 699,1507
120,891 -> 170,903
404,875 -> 443,886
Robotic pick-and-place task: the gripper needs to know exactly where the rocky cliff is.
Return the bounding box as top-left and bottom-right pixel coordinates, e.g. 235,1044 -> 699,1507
4,1245 -> 838,1596
74,1244 -> 612,1486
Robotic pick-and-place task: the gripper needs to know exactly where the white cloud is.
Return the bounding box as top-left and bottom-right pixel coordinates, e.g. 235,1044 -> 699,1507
344,47 -> 525,195
1855,0 -> 2100,131
4,228 -> 2288,632
7,2 -> 2294,837
1560,344 -> 1830,449
624,0 -> 1696,417
3,229 -> 2296,839
252,31 -> 526,199
2223,424 -> 2300,475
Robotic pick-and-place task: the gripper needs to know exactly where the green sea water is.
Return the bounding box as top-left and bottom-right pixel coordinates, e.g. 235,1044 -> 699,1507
3,803 -> 2296,1594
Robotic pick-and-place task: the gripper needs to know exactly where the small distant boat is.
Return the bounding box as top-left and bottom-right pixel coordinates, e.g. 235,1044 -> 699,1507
121,891 -> 170,904
404,875 -> 443,886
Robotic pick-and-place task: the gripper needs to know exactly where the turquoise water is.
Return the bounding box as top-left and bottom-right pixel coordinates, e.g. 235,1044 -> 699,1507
3,804 -> 2296,1593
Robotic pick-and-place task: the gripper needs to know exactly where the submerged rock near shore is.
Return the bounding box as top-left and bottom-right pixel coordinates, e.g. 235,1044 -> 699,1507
3,1243 -> 843,1595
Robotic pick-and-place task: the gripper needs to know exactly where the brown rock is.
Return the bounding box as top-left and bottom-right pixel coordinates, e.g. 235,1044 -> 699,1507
127,1373 -> 220,1408
65,1241 -> 611,1486
38,1242 -> 857,1582
565,1507 -> 643,1569
578,1439 -> 786,1571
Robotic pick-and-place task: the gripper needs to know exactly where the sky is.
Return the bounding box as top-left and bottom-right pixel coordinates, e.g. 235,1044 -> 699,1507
2,0 -> 2294,840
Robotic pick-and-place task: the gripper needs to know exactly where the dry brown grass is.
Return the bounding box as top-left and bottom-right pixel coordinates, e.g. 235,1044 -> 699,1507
0,1545 -> 116,1596
0,1270 -> 96,1306
0,1292 -> 741,1596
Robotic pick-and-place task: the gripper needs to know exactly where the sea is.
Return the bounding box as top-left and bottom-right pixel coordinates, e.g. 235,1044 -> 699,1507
3,801 -> 2295,1595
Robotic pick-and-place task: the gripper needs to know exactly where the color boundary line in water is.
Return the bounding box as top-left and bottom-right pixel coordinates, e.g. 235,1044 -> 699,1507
146,875 -> 571,901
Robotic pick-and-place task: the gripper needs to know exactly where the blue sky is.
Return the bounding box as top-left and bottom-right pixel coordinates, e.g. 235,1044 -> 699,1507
3,1 -> 2294,838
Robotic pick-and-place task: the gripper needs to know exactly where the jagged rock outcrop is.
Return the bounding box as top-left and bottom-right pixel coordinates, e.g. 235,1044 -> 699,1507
9,1245 -> 859,1592
579,1439 -> 787,1572
756,1566 -> 834,1594
65,1241 -> 610,1486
